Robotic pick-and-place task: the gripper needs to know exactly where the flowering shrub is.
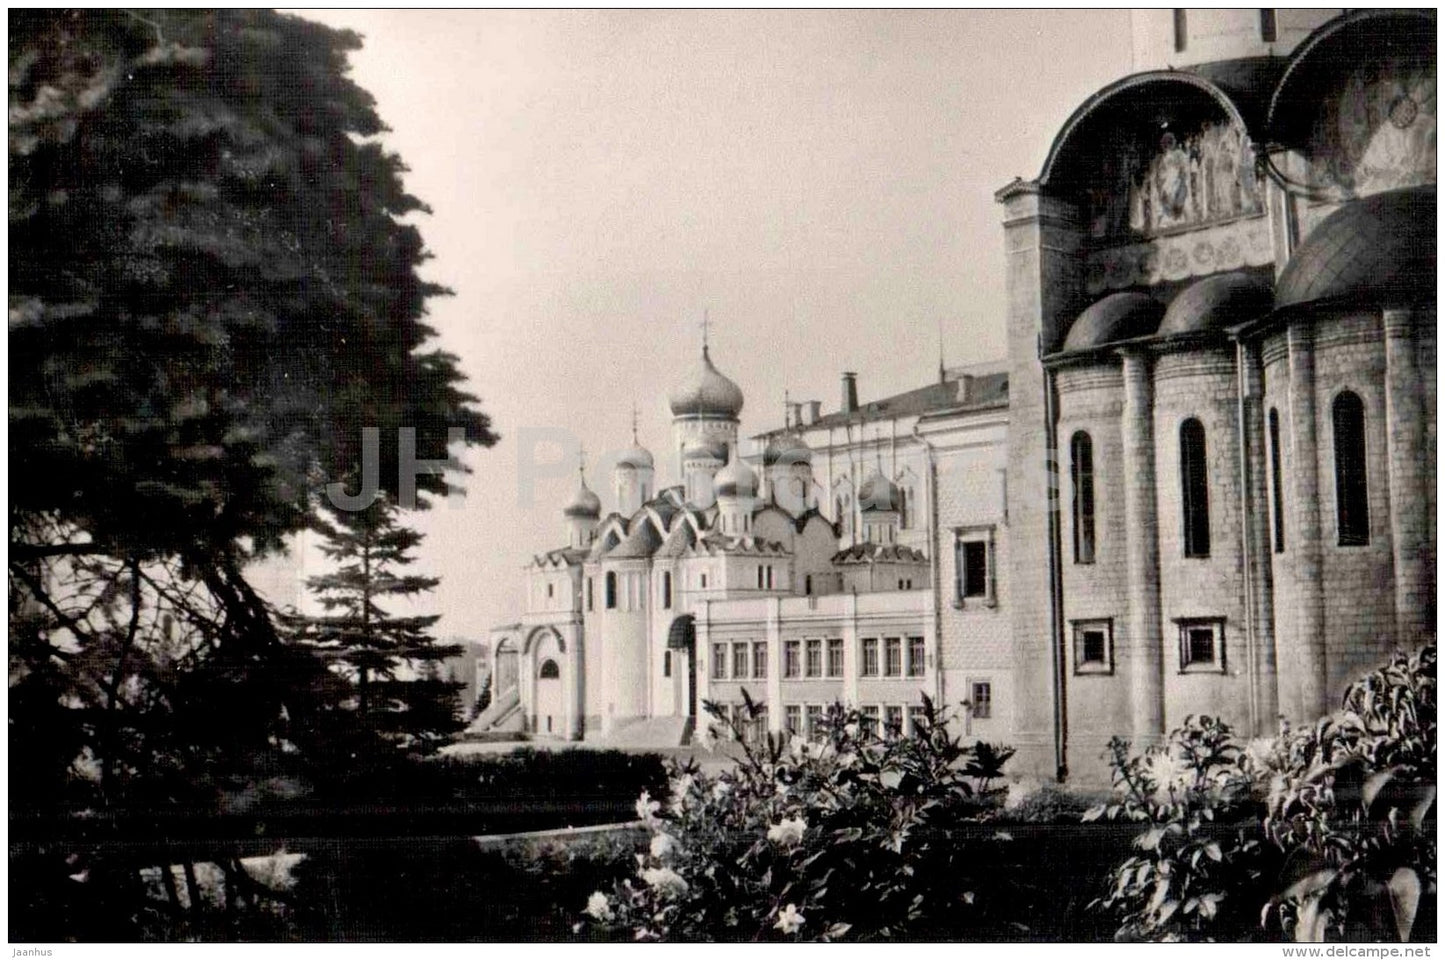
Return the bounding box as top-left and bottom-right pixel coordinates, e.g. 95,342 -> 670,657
583,694 -> 1016,941
1091,645 -> 1436,943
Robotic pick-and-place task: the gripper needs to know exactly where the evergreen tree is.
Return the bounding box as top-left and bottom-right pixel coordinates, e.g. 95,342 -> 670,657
287,495 -> 464,755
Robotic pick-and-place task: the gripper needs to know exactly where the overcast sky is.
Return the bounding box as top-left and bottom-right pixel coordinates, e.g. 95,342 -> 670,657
280,10 -> 1133,639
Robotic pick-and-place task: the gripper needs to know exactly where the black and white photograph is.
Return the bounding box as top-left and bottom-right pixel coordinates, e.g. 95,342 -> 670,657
8,6 -> 1437,947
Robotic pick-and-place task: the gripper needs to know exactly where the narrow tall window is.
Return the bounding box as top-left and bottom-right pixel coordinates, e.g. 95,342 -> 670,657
733,642 -> 749,680
1071,431 -> 1095,564
662,571 -> 672,609
1180,419 -> 1211,558
1259,9 -> 1277,42
1269,408 -> 1285,553
753,641 -> 767,679
805,639 -> 822,678
1173,9 -> 1188,52
783,640 -> 801,679
884,637 -> 903,677
826,638 -> 844,678
861,638 -> 879,677
907,636 -> 926,677
1333,391 -> 1370,546
605,571 -> 618,609
712,643 -> 727,680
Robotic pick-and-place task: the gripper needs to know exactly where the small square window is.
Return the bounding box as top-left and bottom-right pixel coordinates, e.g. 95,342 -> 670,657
1177,619 -> 1226,673
1072,618 -> 1114,675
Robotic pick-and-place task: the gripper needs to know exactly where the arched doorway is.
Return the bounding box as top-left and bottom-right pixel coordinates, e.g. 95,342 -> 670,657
536,657 -> 563,736
666,614 -> 697,718
495,637 -> 520,698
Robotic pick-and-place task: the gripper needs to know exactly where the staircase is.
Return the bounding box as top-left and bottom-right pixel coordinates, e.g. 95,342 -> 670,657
595,716 -> 690,749
464,686 -> 523,738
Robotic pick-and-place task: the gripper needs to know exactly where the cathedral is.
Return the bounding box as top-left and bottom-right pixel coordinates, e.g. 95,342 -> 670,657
478,9 -> 1436,781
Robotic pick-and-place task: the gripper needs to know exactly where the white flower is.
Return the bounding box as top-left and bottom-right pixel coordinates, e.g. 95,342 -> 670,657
712,780 -> 732,800
584,891 -> 614,921
635,790 -> 661,824
669,774 -> 696,815
649,832 -> 675,859
640,866 -> 689,899
1144,750 -> 1193,804
1004,778 -> 1043,811
698,725 -> 718,752
775,903 -> 806,936
843,722 -> 860,738
70,747 -> 102,784
767,816 -> 807,847
788,736 -> 808,760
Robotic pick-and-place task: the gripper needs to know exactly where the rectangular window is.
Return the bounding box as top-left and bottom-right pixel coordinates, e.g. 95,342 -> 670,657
884,637 -> 903,677
805,704 -> 824,740
605,571 -> 618,609
805,639 -> 822,678
1072,619 -> 1114,674
730,703 -> 746,741
663,650 -> 672,678
1173,8 -> 1187,52
547,582 -> 554,599
907,705 -> 927,738
733,642 -> 749,680
861,638 -> 879,677
1333,392 -> 1370,546
907,636 -> 925,677
586,577 -> 594,611
700,572 -> 708,589
783,640 -> 801,679
712,643 -> 728,680
1269,408 -> 1285,553
757,564 -> 765,589
1259,8 -> 1277,43
1181,419 -> 1211,558
749,705 -> 768,746
662,571 -> 672,609
1071,431 -> 1096,564
766,566 -> 775,589
785,704 -> 801,737
826,638 -> 844,678
954,527 -> 996,605
884,705 -> 904,737
971,681 -> 992,719
1178,619 -> 1226,673
860,705 -> 879,737
753,641 -> 767,679
805,574 -> 813,595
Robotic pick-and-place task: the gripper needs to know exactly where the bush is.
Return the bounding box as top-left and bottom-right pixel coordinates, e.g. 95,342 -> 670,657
1090,644 -> 1436,943
582,695 -> 1017,941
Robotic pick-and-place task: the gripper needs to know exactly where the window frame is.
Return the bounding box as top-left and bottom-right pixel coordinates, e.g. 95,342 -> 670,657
783,640 -> 801,679
1332,390 -> 1370,547
662,570 -> 672,609
860,637 -> 880,678
732,642 -> 749,681
804,638 -> 823,679
753,641 -> 768,680
711,643 -> 728,680
1269,407 -> 1285,553
1071,618 -> 1114,675
784,704 -> 801,737
884,636 -> 903,678
906,635 -> 926,677
953,525 -> 997,607
1180,418 -> 1211,558
1176,617 -> 1227,674
970,680 -> 993,719
605,570 -> 618,609
826,637 -> 844,678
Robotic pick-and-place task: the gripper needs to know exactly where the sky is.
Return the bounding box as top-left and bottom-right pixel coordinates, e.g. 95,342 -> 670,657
273,10 -> 1134,639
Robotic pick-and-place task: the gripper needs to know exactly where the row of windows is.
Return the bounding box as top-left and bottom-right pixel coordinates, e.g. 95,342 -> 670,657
709,636 -> 927,681
714,683 -> 994,744
1071,617 -> 1225,675
1068,393 -> 1372,565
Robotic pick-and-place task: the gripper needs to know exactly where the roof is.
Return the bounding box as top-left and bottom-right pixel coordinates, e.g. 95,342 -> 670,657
831,543 -> 929,565
669,346 -> 745,419
532,546 -> 589,568
1157,272 -> 1272,338
752,371 -> 1009,440
606,520 -> 663,560
1063,291 -> 1163,351
655,520 -> 697,559
1275,187 -> 1436,313
562,476 -> 601,518
688,533 -> 790,558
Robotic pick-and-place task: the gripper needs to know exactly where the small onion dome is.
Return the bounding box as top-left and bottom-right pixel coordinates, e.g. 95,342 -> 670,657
1158,272 -> 1273,337
562,477 -> 601,518
762,432 -> 812,468
668,348 -> 745,419
858,469 -> 901,513
714,456 -> 758,499
683,438 -> 726,463
618,443 -> 654,470
1276,186 -> 1435,313
1063,291 -> 1163,351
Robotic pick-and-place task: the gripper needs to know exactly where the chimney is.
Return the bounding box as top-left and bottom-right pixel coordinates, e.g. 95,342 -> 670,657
841,372 -> 858,414
806,400 -> 822,425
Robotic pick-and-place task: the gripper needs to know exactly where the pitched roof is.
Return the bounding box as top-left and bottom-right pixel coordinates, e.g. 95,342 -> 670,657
752,371 -> 1009,441
531,546 -> 589,569
831,542 -> 929,565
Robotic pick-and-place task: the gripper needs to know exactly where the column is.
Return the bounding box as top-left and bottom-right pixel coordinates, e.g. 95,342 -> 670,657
567,620 -> 585,740
1121,349 -> 1164,743
765,598 -> 783,734
1238,340 -> 1279,734
1286,321 -> 1327,719
1383,309 -> 1430,647
842,592 -> 860,707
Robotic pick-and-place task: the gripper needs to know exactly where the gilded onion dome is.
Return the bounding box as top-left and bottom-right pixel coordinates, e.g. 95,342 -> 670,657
714,455 -> 758,499
668,347 -> 745,419
562,474 -> 602,518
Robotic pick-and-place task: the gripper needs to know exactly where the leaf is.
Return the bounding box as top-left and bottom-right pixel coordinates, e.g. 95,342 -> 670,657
1082,804 -> 1106,822
1156,899 -> 1180,925
825,923 -> 852,940
1387,868 -> 1421,942
1295,895 -> 1330,943
1362,766 -> 1402,813
1410,785 -> 1436,830
1136,827 -> 1165,851
1203,842 -> 1222,862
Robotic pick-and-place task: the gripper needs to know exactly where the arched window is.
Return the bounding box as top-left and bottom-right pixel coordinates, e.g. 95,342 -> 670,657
1333,391 -> 1370,546
1269,408 -> 1285,553
538,659 -> 560,680
1180,418 -> 1211,558
1070,431 -> 1095,564
605,571 -> 618,609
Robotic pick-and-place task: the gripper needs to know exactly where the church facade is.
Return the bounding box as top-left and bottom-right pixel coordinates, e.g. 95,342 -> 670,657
479,9 -> 1436,781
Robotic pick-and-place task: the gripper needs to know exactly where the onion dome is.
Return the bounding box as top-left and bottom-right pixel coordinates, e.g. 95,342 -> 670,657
1276,186 -> 1435,313
668,347 -> 745,419
858,469 -> 901,513
683,438 -> 727,463
618,443 -> 654,470
762,432 -> 812,468
1158,272 -> 1273,337
562,475 -> 601,519
714,456 -> 758,499
1063,291 -> 1163,351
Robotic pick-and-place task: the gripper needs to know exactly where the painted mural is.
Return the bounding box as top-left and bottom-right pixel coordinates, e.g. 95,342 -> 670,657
1084,216 -> 1274,295
1087,121 -> 1264,240
1307,57 -> 1436,199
